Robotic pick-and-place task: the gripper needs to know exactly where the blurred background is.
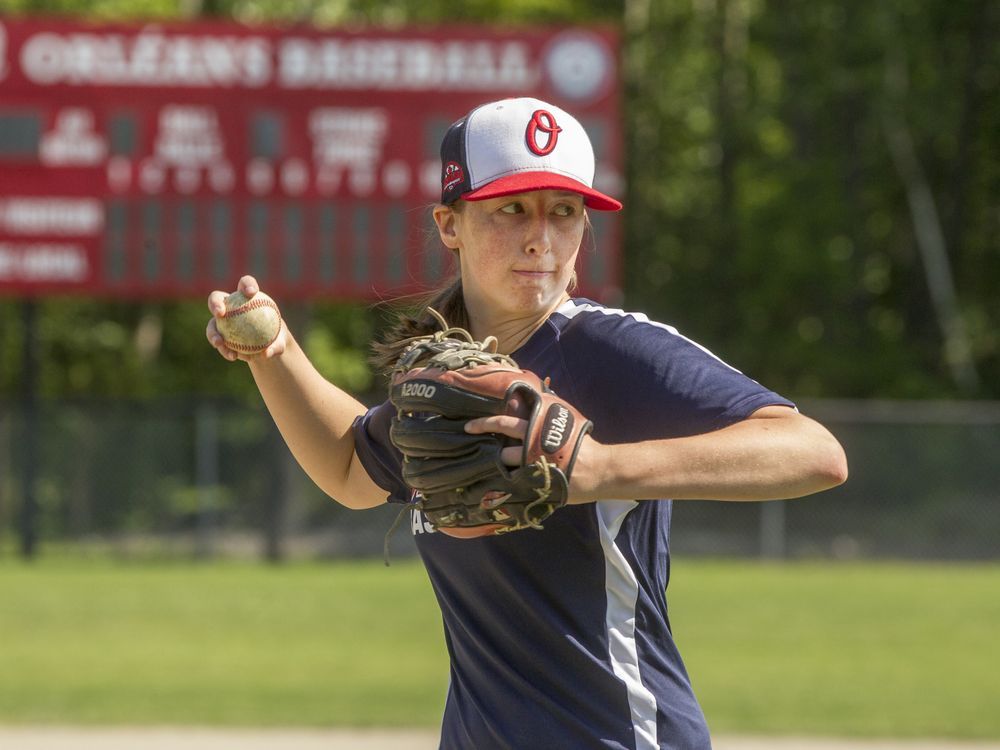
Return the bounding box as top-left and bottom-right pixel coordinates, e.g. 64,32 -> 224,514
0,0 -> 998,743
1,0 -> 996,564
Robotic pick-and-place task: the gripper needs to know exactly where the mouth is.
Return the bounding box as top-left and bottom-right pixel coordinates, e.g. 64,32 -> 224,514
513,269 -> 553,278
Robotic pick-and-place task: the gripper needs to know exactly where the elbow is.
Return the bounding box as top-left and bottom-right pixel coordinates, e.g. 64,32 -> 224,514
827,450 -> 849,488
795,414 -> 848,492
815,438 -> 849,490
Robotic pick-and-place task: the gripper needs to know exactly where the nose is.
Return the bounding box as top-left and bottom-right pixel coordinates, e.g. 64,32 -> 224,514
524,216 -> 552,256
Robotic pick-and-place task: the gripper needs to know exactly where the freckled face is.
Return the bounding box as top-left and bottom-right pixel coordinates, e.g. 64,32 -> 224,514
435,191 -> 587,321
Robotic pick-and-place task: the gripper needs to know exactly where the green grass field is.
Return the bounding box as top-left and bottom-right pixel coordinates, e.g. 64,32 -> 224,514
1,556 -> 997,739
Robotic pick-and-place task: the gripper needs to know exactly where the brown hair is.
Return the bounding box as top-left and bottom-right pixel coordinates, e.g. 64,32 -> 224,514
369,274 -> 468,373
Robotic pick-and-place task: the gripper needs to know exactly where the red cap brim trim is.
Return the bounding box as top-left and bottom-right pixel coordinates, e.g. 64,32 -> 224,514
461,172 -> 622,211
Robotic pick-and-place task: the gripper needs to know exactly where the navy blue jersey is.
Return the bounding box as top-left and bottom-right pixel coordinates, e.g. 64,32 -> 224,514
353,298 -> 794,750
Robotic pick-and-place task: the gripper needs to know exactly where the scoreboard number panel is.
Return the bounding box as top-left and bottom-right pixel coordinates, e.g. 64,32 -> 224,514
0,19 -> 623,301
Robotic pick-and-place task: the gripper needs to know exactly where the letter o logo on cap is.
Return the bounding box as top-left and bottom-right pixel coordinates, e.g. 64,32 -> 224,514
525,110 -> 563,156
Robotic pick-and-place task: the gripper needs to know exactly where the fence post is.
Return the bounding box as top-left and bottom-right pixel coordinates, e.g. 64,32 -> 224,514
262,417 -> 288,563
19,300 -> 39,561
259,301 -> 310,563
195,401 -> 219,559
759,501 -> 786,559
0,409 -> 8,553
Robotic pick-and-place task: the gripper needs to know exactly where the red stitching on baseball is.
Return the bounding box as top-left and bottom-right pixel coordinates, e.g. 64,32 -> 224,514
226,337 -> 278,353
226,296 -> 279,318
223,295 -> 281,352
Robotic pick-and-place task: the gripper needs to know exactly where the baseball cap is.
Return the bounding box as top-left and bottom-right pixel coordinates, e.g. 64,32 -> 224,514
439,97 -> 622,211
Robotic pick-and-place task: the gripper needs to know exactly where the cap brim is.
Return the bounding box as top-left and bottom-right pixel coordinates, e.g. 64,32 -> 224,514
461,172 -> 622,211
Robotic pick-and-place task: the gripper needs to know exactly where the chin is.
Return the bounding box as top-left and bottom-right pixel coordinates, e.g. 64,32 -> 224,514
505,287 -> 561,312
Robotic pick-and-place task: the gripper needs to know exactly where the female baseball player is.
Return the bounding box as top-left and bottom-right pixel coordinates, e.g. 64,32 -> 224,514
207,97 -> 847,750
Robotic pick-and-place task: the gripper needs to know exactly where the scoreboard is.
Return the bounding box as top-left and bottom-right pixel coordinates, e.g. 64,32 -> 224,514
0,18 -> 623,301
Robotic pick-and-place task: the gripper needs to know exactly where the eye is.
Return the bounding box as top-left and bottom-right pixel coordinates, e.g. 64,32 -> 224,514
553,198 -> 586,218
499,202 -> 524,215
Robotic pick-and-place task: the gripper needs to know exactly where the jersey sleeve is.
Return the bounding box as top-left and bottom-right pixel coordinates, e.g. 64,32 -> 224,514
555,307 -> 795,443
351,399 -> 414,504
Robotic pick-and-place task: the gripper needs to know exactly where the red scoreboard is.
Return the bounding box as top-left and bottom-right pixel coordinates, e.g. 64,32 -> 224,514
0,18 -> 623,300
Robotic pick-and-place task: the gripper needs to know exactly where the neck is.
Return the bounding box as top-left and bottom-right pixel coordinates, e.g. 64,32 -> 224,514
467,294 -> 570,355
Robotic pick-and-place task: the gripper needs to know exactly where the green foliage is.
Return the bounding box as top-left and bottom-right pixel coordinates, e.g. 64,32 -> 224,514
625,0 -> 999,398
0,298 -> 374,401
301,302 -> 376,393
231,0 -> 622,26
0,0 -> 182,18
0,0 -> 996,401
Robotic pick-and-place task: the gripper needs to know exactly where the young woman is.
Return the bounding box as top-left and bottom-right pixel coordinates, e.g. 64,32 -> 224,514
207,97 -> 848,750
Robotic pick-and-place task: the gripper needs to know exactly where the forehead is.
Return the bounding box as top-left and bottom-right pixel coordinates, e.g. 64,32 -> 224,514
473,190 -> 586,206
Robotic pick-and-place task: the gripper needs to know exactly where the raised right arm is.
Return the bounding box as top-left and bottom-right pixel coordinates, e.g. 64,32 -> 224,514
207,277 -> 386,510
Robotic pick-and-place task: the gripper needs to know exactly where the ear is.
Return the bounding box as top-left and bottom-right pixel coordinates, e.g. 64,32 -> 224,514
432,204 -> 461,250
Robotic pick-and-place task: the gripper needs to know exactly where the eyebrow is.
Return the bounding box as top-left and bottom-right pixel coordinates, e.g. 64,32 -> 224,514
495,191 -> 584,204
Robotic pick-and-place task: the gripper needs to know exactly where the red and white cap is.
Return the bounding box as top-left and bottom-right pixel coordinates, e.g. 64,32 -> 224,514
439,97 -> 622,211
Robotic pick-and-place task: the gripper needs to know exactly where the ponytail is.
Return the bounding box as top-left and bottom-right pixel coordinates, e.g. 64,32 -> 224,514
369,273 -> 468,374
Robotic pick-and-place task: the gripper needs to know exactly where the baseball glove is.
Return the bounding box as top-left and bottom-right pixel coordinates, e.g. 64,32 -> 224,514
388,309 -> 592,539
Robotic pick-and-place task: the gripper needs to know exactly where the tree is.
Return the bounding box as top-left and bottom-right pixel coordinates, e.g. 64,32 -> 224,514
0,0 -> 996,403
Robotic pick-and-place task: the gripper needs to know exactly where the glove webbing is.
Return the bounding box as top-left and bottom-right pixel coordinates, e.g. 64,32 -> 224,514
392,308 -> 517,375
383,308 -> 569,562
385,308 -> 514,564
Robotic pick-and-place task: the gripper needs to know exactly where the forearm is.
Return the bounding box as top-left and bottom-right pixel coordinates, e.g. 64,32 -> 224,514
570,407 -> 848,504
248,332 -> 381,508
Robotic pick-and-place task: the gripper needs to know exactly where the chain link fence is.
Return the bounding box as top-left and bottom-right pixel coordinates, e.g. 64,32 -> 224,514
1,397 -> 997,561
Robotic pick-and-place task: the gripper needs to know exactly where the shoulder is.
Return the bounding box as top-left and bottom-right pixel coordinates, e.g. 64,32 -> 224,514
544,298 -> 793,439
549,297 -> 730,367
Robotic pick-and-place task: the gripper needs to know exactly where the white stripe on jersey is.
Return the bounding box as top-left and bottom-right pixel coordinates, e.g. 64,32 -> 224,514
596,500 -> 659,750
555,298 -> 741,373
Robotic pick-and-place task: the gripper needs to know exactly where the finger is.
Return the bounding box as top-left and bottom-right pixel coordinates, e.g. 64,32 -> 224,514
207,290 -> 229,317
206,318 -> 220,344
262,326 -> 286,359
206,319 -> 239,362
499,445 -> 520,467
238,275 -> 259,296
465,415 -> 526,439
505,396 -> 530,419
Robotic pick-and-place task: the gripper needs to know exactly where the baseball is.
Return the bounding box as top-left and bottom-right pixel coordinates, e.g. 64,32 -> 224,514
216,291 -> 282,354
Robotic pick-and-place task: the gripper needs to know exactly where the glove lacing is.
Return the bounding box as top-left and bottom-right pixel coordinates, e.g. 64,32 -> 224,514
493,455 -> 554,534
383,307 -> 561,561
392,308 -> 517,375
386,308 -> 516,565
